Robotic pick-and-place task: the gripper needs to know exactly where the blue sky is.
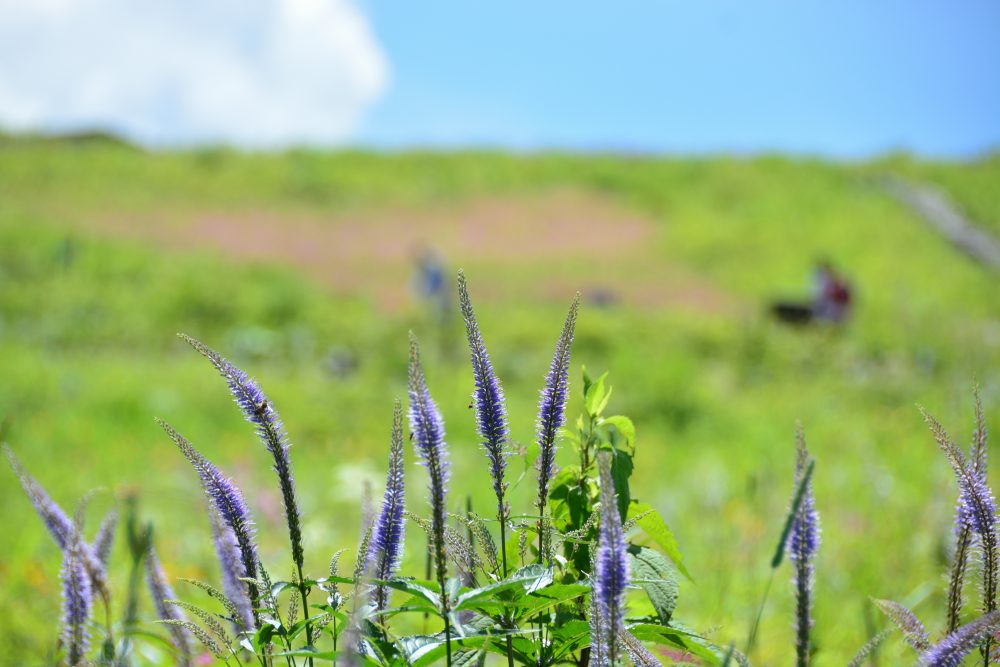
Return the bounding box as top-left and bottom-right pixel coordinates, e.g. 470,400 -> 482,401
357,1 -> 1000,157
1,0 -> 997,156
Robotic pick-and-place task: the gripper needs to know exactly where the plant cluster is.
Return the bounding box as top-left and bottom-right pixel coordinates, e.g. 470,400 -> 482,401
844,395 -> 1000,666
6,273 -> 712,666
6,273 -> 1000,667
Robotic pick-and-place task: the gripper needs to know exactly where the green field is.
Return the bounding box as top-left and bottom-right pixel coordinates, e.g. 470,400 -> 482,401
2,139 -> 999,665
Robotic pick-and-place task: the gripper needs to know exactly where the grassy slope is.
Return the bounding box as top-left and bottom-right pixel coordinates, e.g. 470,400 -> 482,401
1,142 -> 999,664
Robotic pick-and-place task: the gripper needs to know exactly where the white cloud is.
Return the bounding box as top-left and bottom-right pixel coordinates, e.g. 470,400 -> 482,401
0,0 -> 389,147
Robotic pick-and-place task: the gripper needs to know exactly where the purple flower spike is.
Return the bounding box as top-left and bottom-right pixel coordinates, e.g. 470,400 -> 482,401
4,446 -> 108,594
536,295 -> 580,514
158,419 -> 260,624
872,599 -> 930,652
209,509 -> 255,631
924,409 -> 999,618
61,531 -> 93,667
924,409 -> 998,540
972,387 -> 988,476
93,509 -> 118,568
787,429 -> 820,667
146,545 -> 193,667
589,580 -> 609,667
458,272 -> 511,528
408,334 -> 451,602
367,400 -> 406,613
4,445 -> 75,548
180,334 -> 305,572
594,451 -> 630,666
920,610 -> 1000,667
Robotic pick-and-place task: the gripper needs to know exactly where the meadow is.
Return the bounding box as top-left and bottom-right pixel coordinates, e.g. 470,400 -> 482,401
1,136 -> 999,665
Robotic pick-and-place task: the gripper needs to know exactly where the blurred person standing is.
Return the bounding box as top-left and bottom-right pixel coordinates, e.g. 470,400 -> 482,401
812,261 -> 853,323
412,245 -> 456,357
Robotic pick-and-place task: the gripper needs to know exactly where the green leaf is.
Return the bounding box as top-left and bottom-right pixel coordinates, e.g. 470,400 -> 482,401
628,502 -> 691,581
609,448 -> 633,521
548,620 -> 591,659
584,372 -> 610,417
272,647 -> 339,661
771,459 -> 815,569
402,629 -> 536,667
627,623 -> 718,662
269,580 -> 298,598
254,620 -> 280,653
381,578 -> 442,609
508,583 -> 590,619
548,466 -> 592,533
601,415 -> 636,453
453,565 -> 554,611
628,546 -> 678,625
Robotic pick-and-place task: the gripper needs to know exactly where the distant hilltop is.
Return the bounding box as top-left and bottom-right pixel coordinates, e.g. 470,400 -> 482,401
0,128 -> 138,150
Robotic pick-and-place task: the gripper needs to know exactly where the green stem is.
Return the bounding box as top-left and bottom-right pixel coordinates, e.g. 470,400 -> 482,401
101,587 -> 115,656
745,569 -> 776,656
295,562 -> 314,667
498,511 -> 515,667
444,615 -> 453,667
332,616 -> 337,667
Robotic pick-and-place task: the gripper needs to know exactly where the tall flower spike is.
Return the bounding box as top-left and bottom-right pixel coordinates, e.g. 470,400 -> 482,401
367,400 -> 407,614
146,544 -> 193,667
180,334 -> 306,573
588,571 -> 609,667
4,444 -> 75,548
209,508 -> 255,632
872,599 -> 930,652
535,294 -> 580,549
4,445 -> 109,594
458,271 -> 511,531
946,392 -> 989,632
618,628 -> 661,667
972,386 -> 988,475
920,610 -> 1000,667
407,333 -> 452,657
93,508 -> 118,568
158,419 -> 260,623
61,528 -> 93,667
923,409 -> 999,622
787,428 -> 820,667
595,450 -> 630,666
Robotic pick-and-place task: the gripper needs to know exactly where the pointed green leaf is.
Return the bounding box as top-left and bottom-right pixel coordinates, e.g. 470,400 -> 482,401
628,546 -> 678,625
628,502 -> 691,581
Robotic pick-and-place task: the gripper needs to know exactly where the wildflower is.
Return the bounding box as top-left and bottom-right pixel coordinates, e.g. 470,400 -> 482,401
618,628 -> 661,667
948,390 -> 992,631
61,531 -> 92,666
458,272 -> 511,557
920,610 -> 1000,666
535,295 -> 580,558
872,598 -> 930,651
367,400 -> 406,613
4,446 -> 108,593
180,335 -> 306,573
158,419 -> 260,624
788,429 -> 820,667
924,409 -> 998,622
589,575 -> 609,667
208,509 -> 255,631
146,545 -> 193,667
408,333 -> 452,658
594,450 -> 630,665
93,508 -> 118,568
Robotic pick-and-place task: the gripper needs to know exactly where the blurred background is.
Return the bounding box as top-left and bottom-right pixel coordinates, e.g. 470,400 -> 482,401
1,1 -> 999,664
